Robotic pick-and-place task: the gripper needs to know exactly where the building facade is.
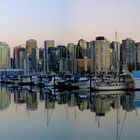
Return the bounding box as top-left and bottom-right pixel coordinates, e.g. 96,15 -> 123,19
121,38 -> 136,72
89,41 -> 96,73
44,40 -> 55,73
92,37 -> 111,73
0,42 -> 10,69
135,42 -> 140,70
26,39 -> 38,74
13,45 -> 26,69
57,45 -> 67,73
110,41 -> 120,73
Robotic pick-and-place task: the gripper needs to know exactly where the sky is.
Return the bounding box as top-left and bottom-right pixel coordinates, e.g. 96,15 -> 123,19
0,0 -> 140,50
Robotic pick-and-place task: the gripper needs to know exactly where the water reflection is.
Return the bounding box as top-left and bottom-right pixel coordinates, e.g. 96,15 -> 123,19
0,87 -> 10,110
0,84 -> 139,140
0,84 -> 136,114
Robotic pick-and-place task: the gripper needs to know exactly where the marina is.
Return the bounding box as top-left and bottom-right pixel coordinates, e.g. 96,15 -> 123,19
0,72 -> 136,92
0,0 -> 139,140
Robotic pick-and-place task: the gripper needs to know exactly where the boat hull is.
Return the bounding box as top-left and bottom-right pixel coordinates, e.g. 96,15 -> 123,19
93,85 -> 125,91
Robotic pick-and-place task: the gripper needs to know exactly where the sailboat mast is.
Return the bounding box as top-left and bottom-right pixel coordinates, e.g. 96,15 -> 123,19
115,32 -> 120,75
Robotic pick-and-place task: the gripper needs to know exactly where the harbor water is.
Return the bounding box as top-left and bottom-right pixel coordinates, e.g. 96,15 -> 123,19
0,84 -> 140,140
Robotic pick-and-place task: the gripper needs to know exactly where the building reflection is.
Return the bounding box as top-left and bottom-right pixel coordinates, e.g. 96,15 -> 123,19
94,95 -> 112,116
57,92 -> 67,105
0,85 -> 136,116
27,93 -> 38,111
67,94 -> 77,107
45,94 -> 55,109
39,89 -> 45,102
121,93 -> 134,111
0,87 -> 10,110
77,96 -> 88,111
14,90 -> 26,104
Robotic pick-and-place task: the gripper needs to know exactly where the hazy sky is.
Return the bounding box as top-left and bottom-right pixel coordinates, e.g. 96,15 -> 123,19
0,0 -> 140,49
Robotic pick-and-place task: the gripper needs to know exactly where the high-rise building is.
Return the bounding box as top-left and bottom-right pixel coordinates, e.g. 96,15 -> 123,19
44,40 -> 55,49
31,48 -> 39,73
48,47 -> 58,72
78,39 -> 87,50
0,42 -> 10,69
67,43 -> 76,59
67,43 -> 77,73
26,39 -> 38,74
44,40 -> 55,73
93,37 -> 111,73
57,45 -> 67,73
77,39 -> 87,58
89,41 -> 96,73
26,39 -> 37,56
110,41 -> 120,73
121,38 -> 136,72
57,45 -> 67,59
13,45 -> 26,69
38,48 -> 45,73
135,42 -> 140,70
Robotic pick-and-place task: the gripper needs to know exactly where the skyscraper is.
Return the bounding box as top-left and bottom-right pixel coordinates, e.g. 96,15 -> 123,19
57,45 -> 69,73
121,38 -> 136,72
67,43 -> 77,73
49,47 -> 58,72
26,39 -> 37,57
135,42 -> 140,70
13,45 -> 26,69
44,40 -> 55,73
32,48 -> 39,73
38,48 -> 45,73
26,39 -> 38,74
77,39 -> 87,58
93,37 -> 111,73
67,43 -> 76,59
0,42 -> 10,69
110,41 -> 120,73
89,41 -> 96,73
44,40 -> 55,49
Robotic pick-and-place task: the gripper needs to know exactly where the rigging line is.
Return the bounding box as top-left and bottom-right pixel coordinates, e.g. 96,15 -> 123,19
119,111 -> 127,140
64,104 -> 69,121
48,108 -> 54,126
116,95 -> 119,140
74,99 -> 77,120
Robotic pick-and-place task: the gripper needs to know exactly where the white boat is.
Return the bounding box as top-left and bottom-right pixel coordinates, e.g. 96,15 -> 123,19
93,79 -> 125,91
31,76 -> 39,85
94,85 -> 125,91
45,76 -> 64,87
76,77 -> 90,89
76,77 -> 102,90
17,76 -> 33,85
95,90 -> 125,95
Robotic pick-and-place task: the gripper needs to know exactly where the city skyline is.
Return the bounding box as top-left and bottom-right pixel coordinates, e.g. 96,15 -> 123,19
0,0 -> 140,49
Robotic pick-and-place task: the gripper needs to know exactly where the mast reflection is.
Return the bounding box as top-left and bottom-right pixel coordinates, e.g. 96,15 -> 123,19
0,85 -> 136,115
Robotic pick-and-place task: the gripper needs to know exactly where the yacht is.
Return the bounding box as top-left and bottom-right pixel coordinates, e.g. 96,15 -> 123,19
93,78 -> 125,91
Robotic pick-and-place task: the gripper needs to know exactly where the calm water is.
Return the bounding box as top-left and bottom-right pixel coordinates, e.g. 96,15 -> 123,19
0,84 -> 140,140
